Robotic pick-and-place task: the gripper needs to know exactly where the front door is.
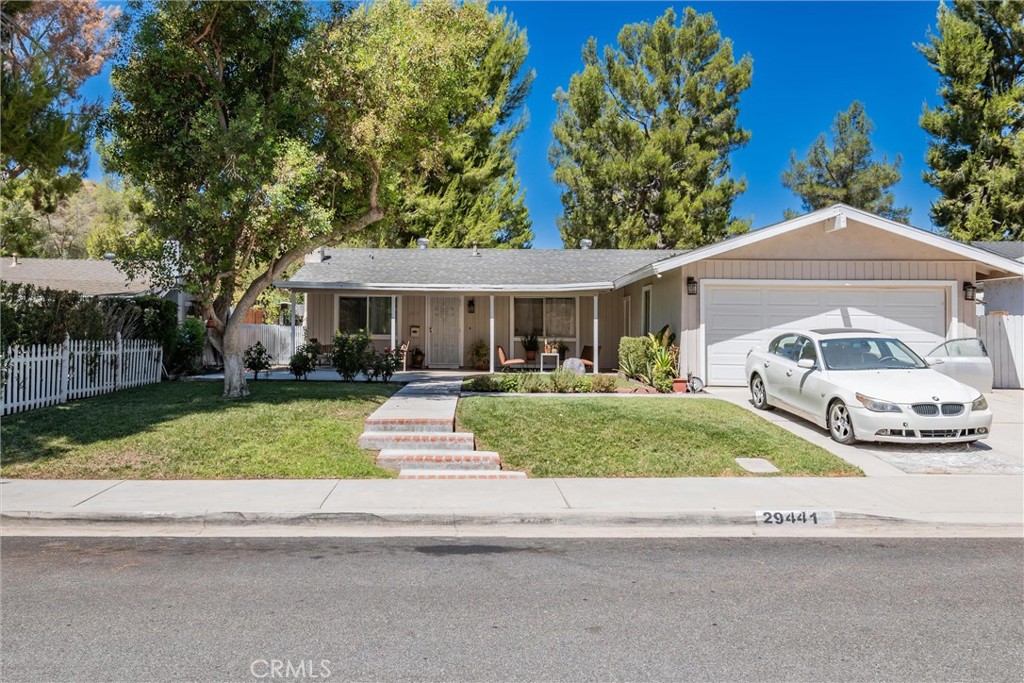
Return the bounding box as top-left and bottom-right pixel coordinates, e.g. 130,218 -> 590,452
427,296 -> 462,367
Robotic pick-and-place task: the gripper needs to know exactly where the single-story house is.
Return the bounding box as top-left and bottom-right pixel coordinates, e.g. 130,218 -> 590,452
277,204 -> 1023,386
1,256 -> 190,322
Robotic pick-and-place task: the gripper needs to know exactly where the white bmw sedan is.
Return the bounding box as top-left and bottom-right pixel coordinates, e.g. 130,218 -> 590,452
744,329 -> 993,445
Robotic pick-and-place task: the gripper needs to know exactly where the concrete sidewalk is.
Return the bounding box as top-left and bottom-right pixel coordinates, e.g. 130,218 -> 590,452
3,475 -> 1021,536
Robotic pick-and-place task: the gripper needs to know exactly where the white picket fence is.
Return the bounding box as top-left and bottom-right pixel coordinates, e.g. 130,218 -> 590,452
2,334 -> 163,416
977,314 -> 1024,390
237,324 -> 305,363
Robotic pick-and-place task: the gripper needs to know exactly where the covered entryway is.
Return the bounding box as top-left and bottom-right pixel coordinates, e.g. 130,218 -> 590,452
427,295 -> 463,368
703,281 -> 952,386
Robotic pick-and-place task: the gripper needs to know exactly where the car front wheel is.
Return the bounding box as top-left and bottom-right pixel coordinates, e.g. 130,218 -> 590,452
828,401 -> 856,444
750,374 -> 773,411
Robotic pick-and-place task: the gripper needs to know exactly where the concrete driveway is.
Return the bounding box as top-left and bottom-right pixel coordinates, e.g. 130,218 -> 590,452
707,387 -> 1024,477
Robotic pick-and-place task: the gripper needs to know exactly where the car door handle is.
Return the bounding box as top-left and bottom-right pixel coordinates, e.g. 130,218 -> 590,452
763,361 -> 771,368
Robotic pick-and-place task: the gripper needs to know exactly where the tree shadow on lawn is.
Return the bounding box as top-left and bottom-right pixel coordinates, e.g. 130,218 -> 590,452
1,380 -> 397,466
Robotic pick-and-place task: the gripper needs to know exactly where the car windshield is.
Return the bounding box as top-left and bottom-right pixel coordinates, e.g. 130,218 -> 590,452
819,337 -> 928,371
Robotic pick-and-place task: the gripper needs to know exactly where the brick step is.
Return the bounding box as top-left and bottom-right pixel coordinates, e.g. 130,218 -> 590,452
358,431 -> 475,451
377,450 -> 501,471
397,469 -> 527,480
362,416 -> 454,433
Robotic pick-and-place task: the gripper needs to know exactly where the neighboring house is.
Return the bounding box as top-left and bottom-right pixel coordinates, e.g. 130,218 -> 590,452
971,241 -> 1024,315
0,256 -> 190,322
277,204 -> 1024,386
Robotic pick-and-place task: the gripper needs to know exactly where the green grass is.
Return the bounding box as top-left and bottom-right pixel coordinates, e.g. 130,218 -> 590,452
1,381 -> 399,479
457,396 -> 862,478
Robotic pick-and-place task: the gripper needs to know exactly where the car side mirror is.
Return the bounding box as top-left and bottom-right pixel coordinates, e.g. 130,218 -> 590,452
926,357 -> 945,366
797,358 -> 815,369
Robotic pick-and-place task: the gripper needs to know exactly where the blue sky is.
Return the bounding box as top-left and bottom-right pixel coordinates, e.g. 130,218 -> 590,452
84,1 -> 946,249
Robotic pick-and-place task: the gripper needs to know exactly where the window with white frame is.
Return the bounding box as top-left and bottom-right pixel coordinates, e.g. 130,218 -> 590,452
641,286 -> 653,335
338,296 -> 393,336
513,297 -> 576,339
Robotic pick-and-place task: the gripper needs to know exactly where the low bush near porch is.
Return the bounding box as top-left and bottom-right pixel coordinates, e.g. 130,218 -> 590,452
457,396 -> 861,477
463,371 -> 617,393
1,381 -> 398,479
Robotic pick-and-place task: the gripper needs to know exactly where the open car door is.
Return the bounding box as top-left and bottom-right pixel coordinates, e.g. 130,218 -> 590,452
925,338 -> 993,394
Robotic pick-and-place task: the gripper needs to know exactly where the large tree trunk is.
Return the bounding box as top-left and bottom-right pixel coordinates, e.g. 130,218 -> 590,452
221,316 -> 249,398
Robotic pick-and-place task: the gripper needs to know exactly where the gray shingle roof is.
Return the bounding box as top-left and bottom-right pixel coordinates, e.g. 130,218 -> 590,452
971,241 -> 1024,262
0,258 -> 154,297
284,248 -> 686,290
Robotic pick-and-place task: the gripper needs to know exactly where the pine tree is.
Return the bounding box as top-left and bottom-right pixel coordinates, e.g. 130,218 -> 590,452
549,7 -> 752,249
918,0 -> 1024,241
782,101 -> 910,222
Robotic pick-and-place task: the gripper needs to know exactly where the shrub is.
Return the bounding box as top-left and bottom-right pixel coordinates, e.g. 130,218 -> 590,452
519,373 -> 550,393
590,374 -> 617,393
243,341 -> 272,380
549,367 -> 579,393
167,317 -> 206,377
498,373 -> 522,393
303,339 -> 323,366
618,336 -> 651,381
288,342 -> 320,380
331,330 -> 371,382
376,347 -> 401,383
464,375 -> 501,392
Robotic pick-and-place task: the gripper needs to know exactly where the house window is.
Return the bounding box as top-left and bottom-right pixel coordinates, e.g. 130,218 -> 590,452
512,297 -> 577,339
641,285 -> 653,335
338,296 -> 393,336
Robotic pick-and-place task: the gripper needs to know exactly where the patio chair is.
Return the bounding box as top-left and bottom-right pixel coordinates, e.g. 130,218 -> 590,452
398,340 -> 409,372
496,345 -> 526,372
579,345 -> 602,369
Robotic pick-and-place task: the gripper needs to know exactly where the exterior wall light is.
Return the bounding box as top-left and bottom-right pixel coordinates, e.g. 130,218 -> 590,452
686,277 -> 698,296
467,298 -> 475,314
963,282 -> 977,301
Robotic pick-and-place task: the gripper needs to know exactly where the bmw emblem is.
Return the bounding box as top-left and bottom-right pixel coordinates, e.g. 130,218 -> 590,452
932,396 -> 940,401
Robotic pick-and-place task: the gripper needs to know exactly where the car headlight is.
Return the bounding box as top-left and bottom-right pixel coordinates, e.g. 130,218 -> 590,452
855,393 -> 902,413
971,395 -> 988,411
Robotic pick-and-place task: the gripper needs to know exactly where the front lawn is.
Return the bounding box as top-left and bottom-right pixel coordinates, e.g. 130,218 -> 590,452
457,396 -> 861,477
1,381 -> 399,479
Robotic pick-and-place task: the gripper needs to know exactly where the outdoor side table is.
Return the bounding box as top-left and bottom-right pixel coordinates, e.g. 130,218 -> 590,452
539,352 -> 560,372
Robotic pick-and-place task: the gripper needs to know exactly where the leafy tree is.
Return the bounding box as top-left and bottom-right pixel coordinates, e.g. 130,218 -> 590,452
104,0 -> 494,397
918,0 -> 1024,241
549,7 -> 752,249
0,0 -> 118,254
781,101 -> 910,222
374,7 -> 534,249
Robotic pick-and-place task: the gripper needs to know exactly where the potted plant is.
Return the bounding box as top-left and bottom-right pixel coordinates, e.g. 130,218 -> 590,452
410,346 -> 425,369
672,377 -> 688,393
555,340 -> 569,361
469,340 -> 489,370
521,332 -> 540,362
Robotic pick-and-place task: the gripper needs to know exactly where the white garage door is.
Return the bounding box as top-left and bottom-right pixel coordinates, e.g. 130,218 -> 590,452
704,284 -> 948,386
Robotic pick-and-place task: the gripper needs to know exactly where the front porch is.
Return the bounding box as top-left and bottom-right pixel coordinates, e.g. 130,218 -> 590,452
296,290 -> 621,373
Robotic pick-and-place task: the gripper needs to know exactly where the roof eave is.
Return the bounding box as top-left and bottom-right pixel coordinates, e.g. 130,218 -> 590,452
273,280 -> 616,293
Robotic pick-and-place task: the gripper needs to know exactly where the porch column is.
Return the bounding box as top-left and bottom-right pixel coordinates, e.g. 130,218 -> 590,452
289,290 -> 296,357
390,295 -> 397,352
592,294 -> 599,374
489,295 -> 495,374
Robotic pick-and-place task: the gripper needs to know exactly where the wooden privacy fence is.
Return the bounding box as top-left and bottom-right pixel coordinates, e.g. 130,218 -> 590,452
977,314 -> 1023,390
2,334 -> 163,416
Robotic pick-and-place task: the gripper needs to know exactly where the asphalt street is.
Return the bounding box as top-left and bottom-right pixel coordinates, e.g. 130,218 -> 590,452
2,537 -> 1022,682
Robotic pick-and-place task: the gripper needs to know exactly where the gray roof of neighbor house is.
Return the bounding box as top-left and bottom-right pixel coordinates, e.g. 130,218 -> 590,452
0,258 -> 155,297
971,241 -> 1024,262
281,248 -> 687,291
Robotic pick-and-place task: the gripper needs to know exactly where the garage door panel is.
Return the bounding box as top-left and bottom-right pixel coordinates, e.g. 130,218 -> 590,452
705,284 -> 948,386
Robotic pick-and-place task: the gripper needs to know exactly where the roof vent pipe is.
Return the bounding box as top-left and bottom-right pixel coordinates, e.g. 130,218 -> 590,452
579,239 -> 592,250
417,238 -> 430,250
472,243 -> 480,257
10,254 -> 19,266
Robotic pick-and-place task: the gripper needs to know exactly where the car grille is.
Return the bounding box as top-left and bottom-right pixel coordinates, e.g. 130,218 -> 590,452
919,429 -> 962,438
911,403 -> 965,416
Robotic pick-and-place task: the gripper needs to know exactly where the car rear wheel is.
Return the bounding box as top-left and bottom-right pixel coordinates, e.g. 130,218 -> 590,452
828,401 -> 856,444
750,374 -> 773,411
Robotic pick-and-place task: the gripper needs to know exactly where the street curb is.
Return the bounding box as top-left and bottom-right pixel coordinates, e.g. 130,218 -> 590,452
0,509 -> 1000,529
